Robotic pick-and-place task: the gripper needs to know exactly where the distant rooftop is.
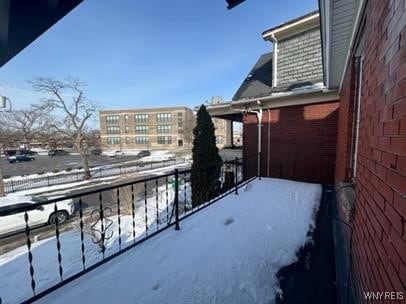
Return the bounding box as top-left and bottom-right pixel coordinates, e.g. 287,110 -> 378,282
232,51 -> 322,101
232,52 -> 273,101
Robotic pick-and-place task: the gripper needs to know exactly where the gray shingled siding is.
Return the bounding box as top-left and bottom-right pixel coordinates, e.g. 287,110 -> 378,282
277,27 -> 323,87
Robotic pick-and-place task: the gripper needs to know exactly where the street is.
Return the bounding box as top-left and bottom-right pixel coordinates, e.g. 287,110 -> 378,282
0,154 -> 142,177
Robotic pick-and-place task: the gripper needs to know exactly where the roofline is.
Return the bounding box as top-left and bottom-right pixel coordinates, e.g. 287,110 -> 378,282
206,88 -> 339,118
338,0 -> 366,94
318,0 -> 329,88
100,106 -> 193,114
231,86 -> 337,107
262,10 -> 319,40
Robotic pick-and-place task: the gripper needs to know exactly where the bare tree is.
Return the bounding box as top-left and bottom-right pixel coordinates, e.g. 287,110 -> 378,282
31,77 -> 97,179
182,111 -> 196,148
0,106 -> 50,146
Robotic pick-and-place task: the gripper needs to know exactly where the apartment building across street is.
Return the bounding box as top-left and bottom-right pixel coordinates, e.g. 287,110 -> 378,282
100,106 -> 233,151
100,107 -> 195,151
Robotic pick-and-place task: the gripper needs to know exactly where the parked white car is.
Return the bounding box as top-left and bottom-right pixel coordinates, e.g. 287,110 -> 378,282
0,195 -> 75,236
105,150 -> 124,157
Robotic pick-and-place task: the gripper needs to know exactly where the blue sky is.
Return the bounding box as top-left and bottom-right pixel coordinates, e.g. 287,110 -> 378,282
0,0 -> 317,117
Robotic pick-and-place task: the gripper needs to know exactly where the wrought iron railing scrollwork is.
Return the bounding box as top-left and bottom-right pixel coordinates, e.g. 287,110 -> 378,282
0,157 -> 254,304
90,206 -> 114,257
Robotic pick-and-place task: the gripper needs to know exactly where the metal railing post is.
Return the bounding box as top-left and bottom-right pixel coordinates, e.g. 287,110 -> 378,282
258,152 -> 261,180
174,169 -> 180,230
235,157 -> 238,195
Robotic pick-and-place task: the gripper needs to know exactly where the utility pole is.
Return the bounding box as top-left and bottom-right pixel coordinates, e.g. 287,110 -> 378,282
0,144 -> 4,197
0,95 -> 12,197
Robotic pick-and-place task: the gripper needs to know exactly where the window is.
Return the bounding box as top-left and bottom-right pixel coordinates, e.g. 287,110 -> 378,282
157,136 -> 172,144
216,135 -> 223,144
124,114 -> 129,122
177,113 -> 183,127
125,126 -> 129,134
107,137 -> 120,145
106,126 -> 120,134
135,114 -> 148,123
157,125 -> 172,133
125,137 -> 130,144
156,113 -> 172,122
106,115 -> 119,124
135,136 -> 149,145
135,125 -> 149,134
178,139 -> 183,147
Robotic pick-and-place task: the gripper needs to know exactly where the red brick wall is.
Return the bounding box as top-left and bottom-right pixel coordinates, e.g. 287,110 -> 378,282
335,59 -> 358,182
243,101 -> 339,184
336,0 -> 406,300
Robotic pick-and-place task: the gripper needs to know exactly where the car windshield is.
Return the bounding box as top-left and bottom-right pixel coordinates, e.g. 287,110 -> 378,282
31,196 -> 48,203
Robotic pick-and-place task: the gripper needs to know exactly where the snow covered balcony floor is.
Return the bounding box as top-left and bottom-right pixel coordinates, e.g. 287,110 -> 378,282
35,178 -> 324,304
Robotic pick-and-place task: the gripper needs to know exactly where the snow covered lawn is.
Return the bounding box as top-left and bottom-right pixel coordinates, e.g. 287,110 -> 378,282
27,178 -> 323,304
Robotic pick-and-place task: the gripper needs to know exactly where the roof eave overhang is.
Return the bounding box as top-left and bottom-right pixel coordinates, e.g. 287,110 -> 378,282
319,0 -> 366,91
262,13 -> 320,41
206,89 -> 339,120
231,88 -> 339,110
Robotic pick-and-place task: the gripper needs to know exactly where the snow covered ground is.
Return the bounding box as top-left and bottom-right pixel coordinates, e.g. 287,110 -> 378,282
0,178 -> 323,304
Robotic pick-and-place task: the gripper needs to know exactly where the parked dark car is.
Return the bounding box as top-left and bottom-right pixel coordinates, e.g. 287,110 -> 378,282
4,150 -> 17,156
90,149 -> 102,155
137,150 -> 151,158
48,149 -> 68,156
19,149 -> 38,156
7,155 -> 35,163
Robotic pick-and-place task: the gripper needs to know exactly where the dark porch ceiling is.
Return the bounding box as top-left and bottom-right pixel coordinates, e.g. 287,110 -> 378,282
225,0 -> 247,9
0,0 -> 82,68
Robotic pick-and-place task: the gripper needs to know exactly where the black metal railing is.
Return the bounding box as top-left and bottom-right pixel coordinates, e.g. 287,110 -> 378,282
2,158 -> 187,194
0,157 -> 255,304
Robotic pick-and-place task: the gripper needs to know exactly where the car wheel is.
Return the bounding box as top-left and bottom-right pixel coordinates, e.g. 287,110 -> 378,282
49,211 -> 69,225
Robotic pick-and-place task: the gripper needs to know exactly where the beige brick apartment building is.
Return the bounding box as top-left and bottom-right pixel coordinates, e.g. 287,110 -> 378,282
100,106 -> 231,151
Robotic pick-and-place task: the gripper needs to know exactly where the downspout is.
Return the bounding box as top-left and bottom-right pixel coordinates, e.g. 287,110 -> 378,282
258,108 -> 263,179
247,106 -> 263,180
267,109 -> 271,177
352,57 -> 363,179
228,106 -> 261,179
270,33 -> 278,87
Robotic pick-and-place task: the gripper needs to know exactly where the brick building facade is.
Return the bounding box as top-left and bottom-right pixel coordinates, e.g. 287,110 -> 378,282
326,0 -> 406,302
225,11 -> 339,184
99,107 -> 195,151
100,107 -> 231,151
243,101 -> 339,184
